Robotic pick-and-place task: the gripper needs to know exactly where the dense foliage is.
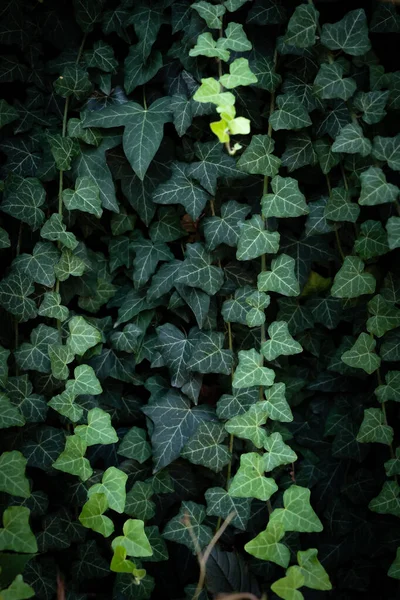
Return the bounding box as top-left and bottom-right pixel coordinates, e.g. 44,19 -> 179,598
1,0 -> 400,598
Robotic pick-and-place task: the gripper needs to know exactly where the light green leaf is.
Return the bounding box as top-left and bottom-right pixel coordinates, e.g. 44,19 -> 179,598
245,522 -> 290,568
53,434 -> 93,481
262,175 -> 308,219
0,394 -> 25,429
75,407 -> 118,446
63,176 -> 102,218
237,135 -> 281,177
67,316 -> 102,356
48,344 -> 74,381
261,321 -> 302,361
321,9 -> 371,56
283,4 -> 319,48
269,94 -> 312,131
314,62 -> 356,101
341,332 -> 381,374
181,422 -> 231,473
271,566 -> 305,600
332,123 -> 372,157
66,364 -> 102,396
376,371 -> 400,403
112,518 -> 153,558
367,294 -> 400,337
236,215 -> 280,260
40,214 -> 78,250
218,22 -> 252,51
48,389 -> 83,423
245,290 -> 270,328
38,292 -> 69,322
54,248 -> 86,282
193,77 -> 235,106
192,1 -> 226,29
264,382 -> 293,423
369,481 -> 400,517
88,467 -> 128,514
203,201 -> 250,251
229,452 -> 278,501
372,134 -> 400,170
225,401 -> 270,448
269,485 -> 323,533
357,407 -> 393,445
263,432 -> 297,471
359,166 -> 399,206
110,545 -> 142,576
188,331 -> 233,375
219,58 -> 258,89
118,427 -> 151,464
0,575 -> 34,600
258,254 -> 300,297
232,349 -> 275,389
79,493 -> 114,537
0,451 -> 30,498
297,548 -> 332,591
331,256 -> 376,298
0,507 -> 37,553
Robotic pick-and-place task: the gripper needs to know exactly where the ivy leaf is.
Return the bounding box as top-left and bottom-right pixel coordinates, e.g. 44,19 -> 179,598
354,221 -> 389,260
387,217 -> 400,250
112,518 -> 153,558
229,452 -> 278,501
0,393 -> 25,429
47,134 -> 80,172
359,166 -> 399,206
205,487 -> 251,531
263,432 -> 297,471
353,90 -> 389,125
320,9 -> 371,56
65,364 -> 102,396
1,176 -> 45,230
341,333 -> 381,374
203,200 -> 250,251
324,187 -> 360,223
110,545 -> 141,576
118,427 -> 152,464
232,349 -> 275,389
75,408 -> 118,446
313,62 -> 356,101
269,485 -> 323,533
187,332 -> 233,375
271,566 -> 305,600
331,256 -> 376,298
63,176 -> 103,218
38,292 -> 69,322
369,481 -> 400,517
187,141 -> 242,196
0,99 -> 19,128
372,135 -> 400,170
132,239 -> 173,289
357,408 -> 394,445
261,321 -> 302,361
216,388 -> 258,420
367,294 -> 400,337
219,58 -> 258,89
0,507 -> 37,553
0,271 -> 37,322
281,132 -> 317,172
258,254 -> 300,297
245,522 -> 290,568
262,176 -> 308,218
314,138 -> 340,174
156,323 -> 193,387
236,215 -> 280,260
283,4 -> 319,48
149,207 -> 184,243
189,33 -> 230,62
181,422 -> 231,473
192,1 -> 226,29
88,467 -> 127,514
53,435 -> 93,481
269,94 -> 312,131
162,501 -> 212,553
264,383 -> 293,423
332,123 -> 372,157
40,214 -> 78,250
297,548 -> 332,591
147,260 -> 182,302
246,290 -> 270,327
0,575 -> 34,600
225,402 -> 270,448
153,163 -> 210,220
0,451 -> 30,498
142,390 -> 216,471
79,493 -> 114,537
126,483 -> 155,520
54,248 -> 86,282
14,242 -> 59,288
48,389 -> 83,423
85,40 -> 118,72
388,548 -> 400,580
237,135 -> 281,177
250,53 -> 282,92
54,65 -> 92,100
67,316 -> 102,356
376,371 -> 400,403
218,22 -> 252,52
83,98 -> 172,180
15,324 -> 59,374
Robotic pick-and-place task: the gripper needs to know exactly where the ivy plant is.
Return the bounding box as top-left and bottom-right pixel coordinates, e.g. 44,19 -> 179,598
0,0 -> 400,599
